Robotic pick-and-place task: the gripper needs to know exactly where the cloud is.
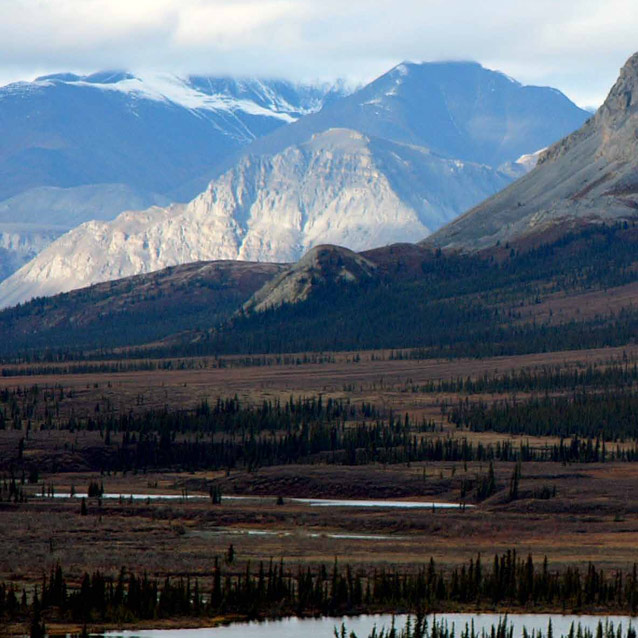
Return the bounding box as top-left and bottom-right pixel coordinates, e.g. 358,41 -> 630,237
0,0 -> 634,106
173,1 -> 303,48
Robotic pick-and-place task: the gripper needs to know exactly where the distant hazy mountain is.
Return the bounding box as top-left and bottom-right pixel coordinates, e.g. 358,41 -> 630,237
426,53 -> 638,251
0,71 -> 339,202
0,62 -> 589,308
0,226 -> 60,282
243,61 -> 589,167
0,71 -> 342,278
0,184 -> 170,277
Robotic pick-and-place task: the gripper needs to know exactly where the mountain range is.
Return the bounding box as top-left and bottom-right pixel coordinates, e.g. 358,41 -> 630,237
0,70 -> 339,202
2,53 -> 638,359
0,61 -> 589,307
0,71 -> 343,280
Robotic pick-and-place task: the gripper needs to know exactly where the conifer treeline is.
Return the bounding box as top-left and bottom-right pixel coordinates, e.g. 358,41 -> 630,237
449,391 -> 638,441
0,352 -> 339,375
0,390 -> 384,431
6,392 -> 638,475
410,362 -> 638,395
6,552 -> 638,629
86,426 -> 602,473
345,616 -> 638,638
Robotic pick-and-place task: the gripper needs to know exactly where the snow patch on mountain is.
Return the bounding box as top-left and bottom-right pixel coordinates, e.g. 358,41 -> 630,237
27,72 -> 338,123
68,74 -> 297,122
0,70 -> 347,207
497,147 -> 546,179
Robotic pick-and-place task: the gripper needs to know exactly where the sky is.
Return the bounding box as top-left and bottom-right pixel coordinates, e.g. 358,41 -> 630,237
0,0 -> 636,108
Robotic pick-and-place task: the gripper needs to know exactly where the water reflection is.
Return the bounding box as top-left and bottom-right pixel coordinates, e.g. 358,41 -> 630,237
101,612 -> 636,638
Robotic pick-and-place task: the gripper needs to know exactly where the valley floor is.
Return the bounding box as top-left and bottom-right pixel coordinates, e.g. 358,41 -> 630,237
2,345 -> 638,634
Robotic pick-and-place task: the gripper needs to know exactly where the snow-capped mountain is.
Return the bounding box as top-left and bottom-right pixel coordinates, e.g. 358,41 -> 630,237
0,70 -> 340,202
0,61 -> 590,308
0,71 -> 343,279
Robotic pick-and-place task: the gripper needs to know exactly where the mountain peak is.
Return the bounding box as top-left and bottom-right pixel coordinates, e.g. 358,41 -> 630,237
426,50 -> 638,252
33,72 -> 81,83
385,60 -> 488,82
244,245 -> 377,313
536,51 -> 638,168
596,51 -> 638,126
35,71 -> 135,85
394,60 -> 483,70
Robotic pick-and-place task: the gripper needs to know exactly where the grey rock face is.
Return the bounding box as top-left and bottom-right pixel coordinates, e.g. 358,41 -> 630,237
426,52 -> 638,252
0,128 -> 514,308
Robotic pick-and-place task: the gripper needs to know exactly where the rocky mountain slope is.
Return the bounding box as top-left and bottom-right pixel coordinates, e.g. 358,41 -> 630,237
426,53 -> 638,251
0,184 -> 170,278
0,62 -> 589,308
0,128 -> 514,307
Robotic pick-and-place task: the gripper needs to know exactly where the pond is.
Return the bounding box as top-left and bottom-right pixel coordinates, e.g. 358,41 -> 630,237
187,528 -> 405,541
101,612 -> 636,638
45,492 -> 470,509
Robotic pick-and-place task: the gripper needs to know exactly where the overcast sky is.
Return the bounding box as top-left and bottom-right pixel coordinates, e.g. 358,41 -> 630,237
0,0 -> 636,108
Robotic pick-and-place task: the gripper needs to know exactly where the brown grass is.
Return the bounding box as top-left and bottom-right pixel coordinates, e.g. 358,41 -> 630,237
2,345 -> 638,594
